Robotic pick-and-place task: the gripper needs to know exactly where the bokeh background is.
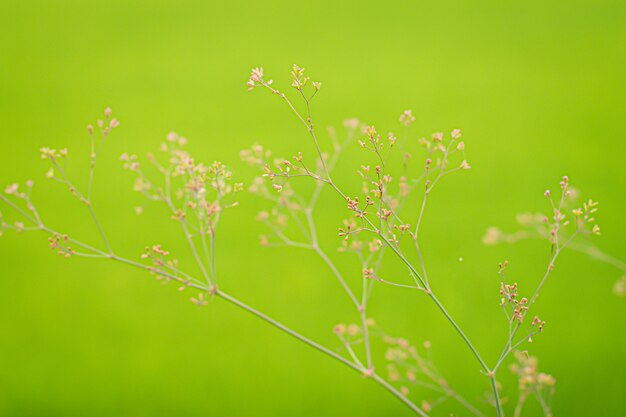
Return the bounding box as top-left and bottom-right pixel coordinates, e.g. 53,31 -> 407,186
1,1 -> 624,416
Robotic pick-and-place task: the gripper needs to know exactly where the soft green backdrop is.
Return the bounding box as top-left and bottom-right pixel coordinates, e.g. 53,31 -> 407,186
1,1 -> 624,416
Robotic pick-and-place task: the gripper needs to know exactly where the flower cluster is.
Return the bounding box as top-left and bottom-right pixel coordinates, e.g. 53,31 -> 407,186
140,244 -> 206,292
486,177 -> 598,246
1,180 -> 42,236
246,67 -> 272,92
141,244 -> 177,282
48,232 -> 76,258
120,132 -> 241,289
123,132 -> 240,234
497,260 -> 546,348
509,352 -> 556,416
484,177 -> 623,294
382,335 -> 474,414
399,110 -> 415,127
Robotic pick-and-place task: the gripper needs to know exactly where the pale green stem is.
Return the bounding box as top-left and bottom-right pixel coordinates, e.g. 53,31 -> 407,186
50,158 -> 113,254
490,376 -> 504,417
371,373 -> 430,417
268,86 -> 491,375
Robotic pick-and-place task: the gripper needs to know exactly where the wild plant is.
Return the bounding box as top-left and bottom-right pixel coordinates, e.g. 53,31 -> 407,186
484,204 -> 626,297
1,65 -> 622,416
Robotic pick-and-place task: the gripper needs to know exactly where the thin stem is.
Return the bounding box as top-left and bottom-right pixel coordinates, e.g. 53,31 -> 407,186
313,245 -> 360,309
371,373 -> 429,417
428,292 -> 490,373
266,88 -> 491,376
50,158 -> 113,254
449,390 -> 487,417
41,226 -> 103,255
359,308 -> 373,370
181,221 -> 213,287
218,290 -> 425,416
490,375 -> 504,417
297,88 -> 330,179
368,223 -> 490,373
568,242 -> 626,272
263,84 -> 330,179
216,290 -> 356,369
513,394 -> 527,417
494,230 -> 579,372
162,192 -> 213,287
86,206 -> 112,254
413,186 -> 432,286
0,195 -> 38,224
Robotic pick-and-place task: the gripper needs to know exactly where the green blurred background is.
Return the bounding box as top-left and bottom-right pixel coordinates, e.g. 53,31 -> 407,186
1,1 -> 624,416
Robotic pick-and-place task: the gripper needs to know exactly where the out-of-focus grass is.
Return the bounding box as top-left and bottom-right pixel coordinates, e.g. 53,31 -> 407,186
0,1 -> 624,416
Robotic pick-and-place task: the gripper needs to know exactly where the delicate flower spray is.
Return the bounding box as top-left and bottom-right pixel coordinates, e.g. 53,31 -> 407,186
1,65 -> 622,416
